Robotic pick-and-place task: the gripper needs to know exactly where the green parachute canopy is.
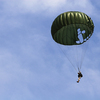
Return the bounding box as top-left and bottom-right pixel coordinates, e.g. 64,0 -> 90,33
51,11 -> 94,45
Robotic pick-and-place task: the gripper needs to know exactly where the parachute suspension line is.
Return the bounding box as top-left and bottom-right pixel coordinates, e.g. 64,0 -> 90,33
79,40 -> 89,70
58,45 -> 78,73
75,45 -> 80,70
78,68 -> 80,72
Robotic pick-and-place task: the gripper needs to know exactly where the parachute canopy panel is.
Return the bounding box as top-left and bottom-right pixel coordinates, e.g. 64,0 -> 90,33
51,11 -> 94,45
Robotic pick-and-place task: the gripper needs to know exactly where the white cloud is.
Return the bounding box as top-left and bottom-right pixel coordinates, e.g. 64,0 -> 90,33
0,0 -> 96,17
0,0 -> 65,14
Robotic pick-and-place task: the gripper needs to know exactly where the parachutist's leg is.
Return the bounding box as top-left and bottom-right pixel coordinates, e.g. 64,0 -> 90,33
77,77 -> 81,83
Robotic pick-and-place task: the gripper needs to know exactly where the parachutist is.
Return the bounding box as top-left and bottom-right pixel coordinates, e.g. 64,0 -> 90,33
77,71 -> 83,83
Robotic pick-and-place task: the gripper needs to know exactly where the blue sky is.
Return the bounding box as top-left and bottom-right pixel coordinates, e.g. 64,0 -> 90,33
0,0 -> 100,100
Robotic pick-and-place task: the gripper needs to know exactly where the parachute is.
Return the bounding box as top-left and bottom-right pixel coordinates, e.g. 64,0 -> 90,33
51,11 -> 94,45
51,11 -> 94,72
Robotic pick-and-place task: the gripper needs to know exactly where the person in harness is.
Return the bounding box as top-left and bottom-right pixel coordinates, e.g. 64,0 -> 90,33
77,71 -> 83,83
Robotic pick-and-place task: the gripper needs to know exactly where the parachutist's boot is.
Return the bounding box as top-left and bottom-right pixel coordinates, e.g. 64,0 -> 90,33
77,80 -> 79,83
